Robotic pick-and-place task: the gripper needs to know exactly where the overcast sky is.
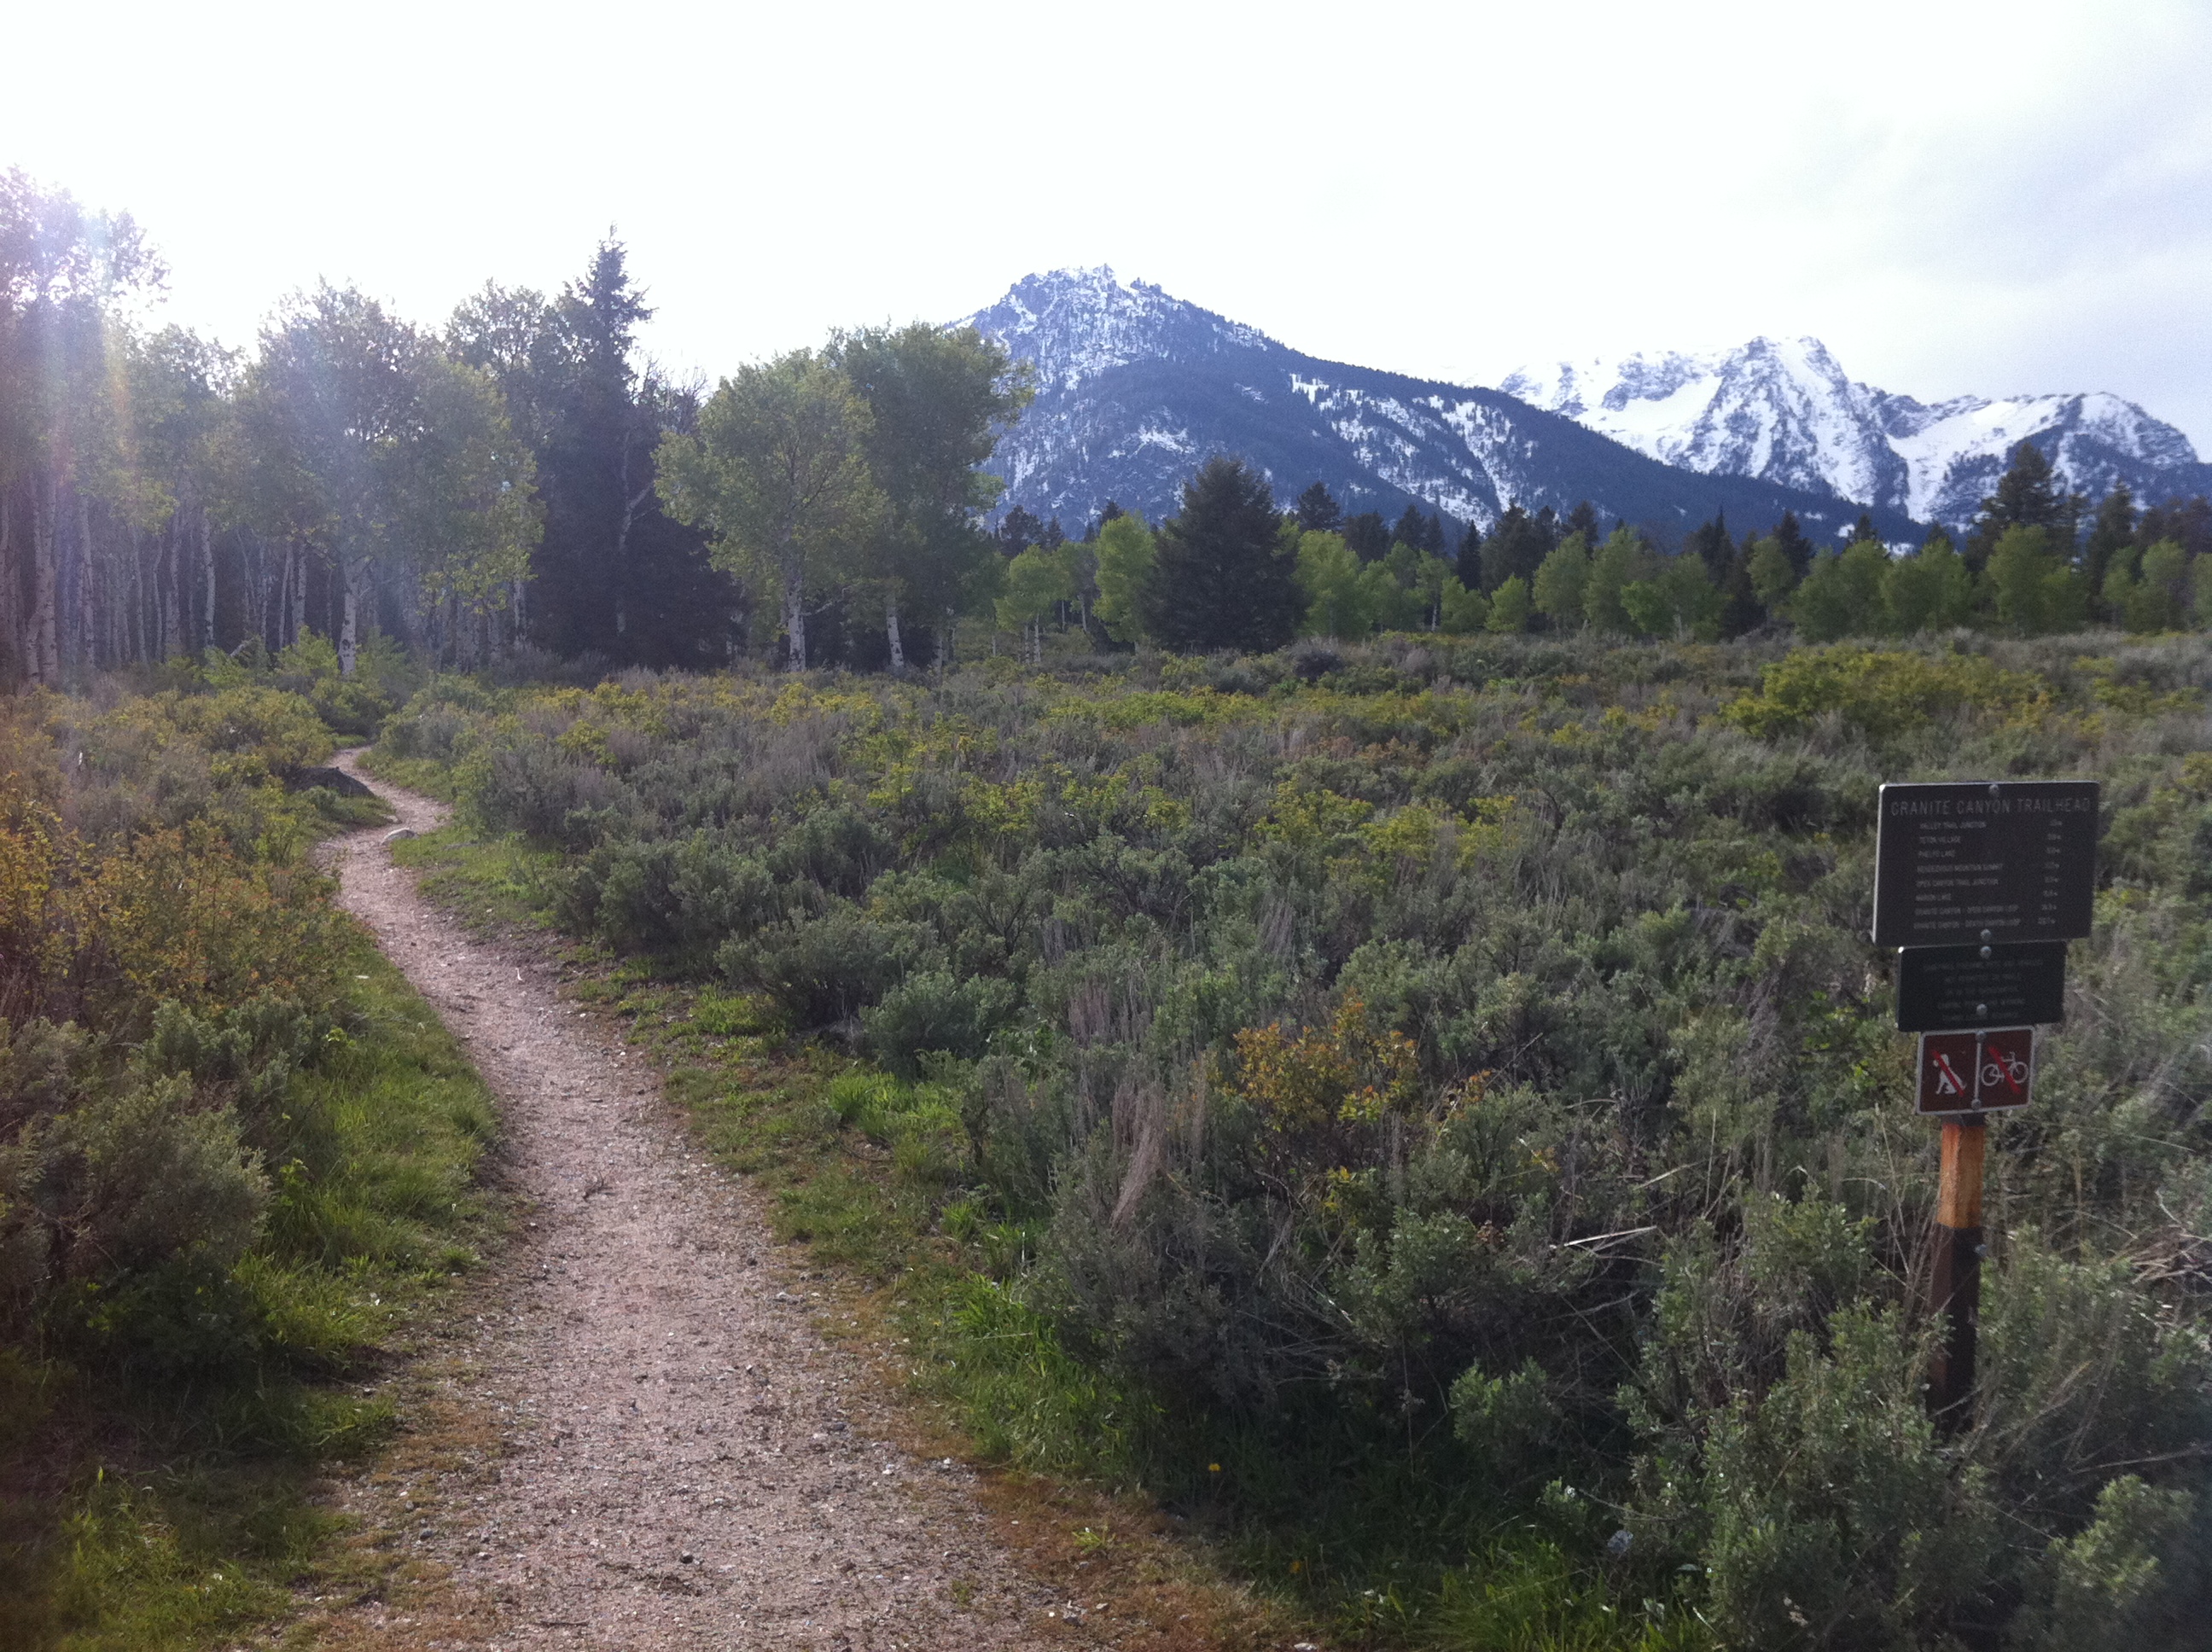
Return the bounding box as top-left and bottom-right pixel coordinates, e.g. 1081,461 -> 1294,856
11,1 -> 2212,441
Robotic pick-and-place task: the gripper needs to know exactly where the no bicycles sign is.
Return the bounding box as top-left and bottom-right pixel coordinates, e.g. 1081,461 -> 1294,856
1916,1027 -> 2034,1116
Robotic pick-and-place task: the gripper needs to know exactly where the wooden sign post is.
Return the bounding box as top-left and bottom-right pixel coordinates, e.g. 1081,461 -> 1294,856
1929,1119 -> 1985,1423
1877,780 -> 2097,1430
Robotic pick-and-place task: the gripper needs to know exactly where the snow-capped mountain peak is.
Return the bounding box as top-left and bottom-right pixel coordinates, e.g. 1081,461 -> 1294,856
963,267 -> 1274,394
1503,339 -> 2207,528
957,271 -> 1895,545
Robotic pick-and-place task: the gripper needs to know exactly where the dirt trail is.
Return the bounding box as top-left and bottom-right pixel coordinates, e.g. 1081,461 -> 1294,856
323,755 -> 1073,1649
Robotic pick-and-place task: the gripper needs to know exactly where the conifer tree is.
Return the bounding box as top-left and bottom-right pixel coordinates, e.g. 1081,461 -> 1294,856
1965,440 -> 2063,570
1455,519 -> 1484,590
2084,485 -> 2136,605
1686,512 -> 1733,577
1136,456 -> 1301,653
1295,481 -> 1342,532
1343,510 -> 1391,561
1772,509 -> 1815,579
998,504 -> 1042,557
1481,503 -> 1555,591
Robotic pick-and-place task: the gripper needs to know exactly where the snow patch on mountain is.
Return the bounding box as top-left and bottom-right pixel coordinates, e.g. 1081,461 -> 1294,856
1503,339 -> 2207,527
965,266 -> 1274,393
959,269 -> 1902,544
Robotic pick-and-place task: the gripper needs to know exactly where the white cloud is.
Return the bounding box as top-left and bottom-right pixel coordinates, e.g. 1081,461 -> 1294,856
9,0 -> 2212,445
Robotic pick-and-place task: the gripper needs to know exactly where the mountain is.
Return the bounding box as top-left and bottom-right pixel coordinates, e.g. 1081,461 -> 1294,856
960,270 -> 1914,547
1501,339 -> 2212,531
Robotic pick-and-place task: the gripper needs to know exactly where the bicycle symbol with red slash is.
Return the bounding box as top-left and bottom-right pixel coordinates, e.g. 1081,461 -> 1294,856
1917,1027 -> 2034,1115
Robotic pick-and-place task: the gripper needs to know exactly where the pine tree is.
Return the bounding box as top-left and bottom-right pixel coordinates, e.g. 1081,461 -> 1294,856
1965,440 -> 2063,570
1564,499 -> 1600,544
1295,481 -> 1342,532
1773,510 -> 1814,579
1686,512 -> 1733,578
1481,503 -> 1555,591
998,504 -> 1042,558
1343,511 -> 1391,561
2083,485 -> 2135,599
2135,495 -> 2211,559
1456,520 -> 1484,590
1850,512 -> 1878,544
1136,456 -> 1301,653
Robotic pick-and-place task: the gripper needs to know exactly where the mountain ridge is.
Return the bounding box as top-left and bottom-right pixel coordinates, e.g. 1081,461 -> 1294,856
1501,337 -> 2212,529
962,270 -> 1912,548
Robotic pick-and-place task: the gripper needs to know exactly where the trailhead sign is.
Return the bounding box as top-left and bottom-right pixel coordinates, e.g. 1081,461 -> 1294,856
1872,780 -> 2099,949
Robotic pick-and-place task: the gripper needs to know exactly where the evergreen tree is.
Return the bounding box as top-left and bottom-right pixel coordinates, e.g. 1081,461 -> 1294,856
1136,456 -> 1301,653
1685,512 -> 1733,578
445,240 -> 731,669
2136,495 -> 2212,560
1343,510 -> 1391,561
1965,440 -> 2064,570
1295,481 -> 1342,532
1481,503 -> 1555,591
1564,499 -> 1600,544
1455,519 -> 1484,590
1390,503 -> 1446,555
2083,485 -> 2136,602
1850,511 -> 1879,544
1772,509 -> 1815,579
998,504 -> 1042,557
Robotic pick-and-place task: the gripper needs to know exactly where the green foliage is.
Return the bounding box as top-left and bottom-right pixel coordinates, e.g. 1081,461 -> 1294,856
1093,511 -> 1156,644
1534,532 -> 1592,627
0,679 -> 494,1648
1723,643 -> 2046,740
1791,540 -> 1891,642
656,349 -> 884,669
1137,456 -> 1303,653
1883,533 -> 1974,633
381,630 -> 2212,1648
1486,573 -> 1531,632
1986,525 -> 2090,636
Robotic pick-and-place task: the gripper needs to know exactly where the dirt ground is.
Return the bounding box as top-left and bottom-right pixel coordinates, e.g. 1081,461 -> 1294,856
309,755 -> 1097,1650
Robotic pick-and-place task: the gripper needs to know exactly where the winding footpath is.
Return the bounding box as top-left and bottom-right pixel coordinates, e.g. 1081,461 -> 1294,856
320,755 -> 1074,1649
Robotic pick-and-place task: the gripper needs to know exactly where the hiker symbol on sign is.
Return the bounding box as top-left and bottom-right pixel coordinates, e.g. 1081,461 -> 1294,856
1917,1028 -> 2034,1115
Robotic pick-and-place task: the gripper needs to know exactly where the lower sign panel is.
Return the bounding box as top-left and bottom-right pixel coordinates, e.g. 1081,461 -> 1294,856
1917,1027 -> 2035,1115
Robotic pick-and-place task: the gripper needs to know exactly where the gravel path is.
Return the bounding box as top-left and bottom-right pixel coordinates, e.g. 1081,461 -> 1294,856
326,754 -> 1069,1649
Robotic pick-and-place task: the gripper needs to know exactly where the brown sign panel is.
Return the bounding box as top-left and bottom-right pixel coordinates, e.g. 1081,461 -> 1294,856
1895,941 -> 2066,1032
1873,781 -> 2098,949
1916,1027 -> 2034,1115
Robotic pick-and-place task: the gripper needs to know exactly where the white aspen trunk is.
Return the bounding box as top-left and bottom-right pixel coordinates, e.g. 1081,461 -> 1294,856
201,510 -> 216,649
886,594 -> 905,672
73,489 -> 95,675
783,577 -> 806,671
0,489 -> 14,681
31,474 -> 59,685
338,559 -> 363,676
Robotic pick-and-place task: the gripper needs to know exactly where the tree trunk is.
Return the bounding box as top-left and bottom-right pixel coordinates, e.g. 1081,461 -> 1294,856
73,489 -> 96,676
339,558 -> 363,676
201,510 -> 215,649
31,478 -> 58,685
290,549 -> 307,645
886,595 -> 905,672
939,608 -> 956,672
783,577 -> 806,672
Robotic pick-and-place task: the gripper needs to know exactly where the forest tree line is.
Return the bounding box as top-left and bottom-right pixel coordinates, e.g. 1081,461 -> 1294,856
9,166 -> 2211,690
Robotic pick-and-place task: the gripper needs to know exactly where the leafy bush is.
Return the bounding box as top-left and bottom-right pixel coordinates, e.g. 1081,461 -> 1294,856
383,634 -> 2212,1644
